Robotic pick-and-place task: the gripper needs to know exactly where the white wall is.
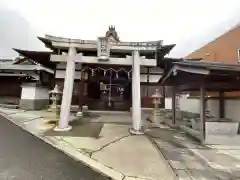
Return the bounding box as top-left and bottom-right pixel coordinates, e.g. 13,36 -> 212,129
165,95 -> 219,117
55,70 -> 82,79
149,67 -> 163,74
56,62 -> 82,70
225,100 -> 240,122
21,86 -> 36,100
34,87 -> 49,99
207,100 -> 219,118
21,84 -> 49,100
140,74 -> 161,83
165,94 -> 240,122
165,98 -> 172,109
179,95 -> 200,114
180,97 -> 219,117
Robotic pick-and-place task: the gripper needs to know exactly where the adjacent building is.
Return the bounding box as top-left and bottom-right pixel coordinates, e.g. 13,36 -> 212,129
0,56 -> 54,109
186,25 -> 240,64
170,24 -> 240,124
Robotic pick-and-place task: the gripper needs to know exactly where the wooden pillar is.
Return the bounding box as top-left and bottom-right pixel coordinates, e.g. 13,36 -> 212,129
53,64 -> 57,88
200,84 -> 206,143
219,90 -> 225,118
172,86 -> 176,125
146,67 -> 150,97
162,86 -> 166,108
78,70 -> 85,110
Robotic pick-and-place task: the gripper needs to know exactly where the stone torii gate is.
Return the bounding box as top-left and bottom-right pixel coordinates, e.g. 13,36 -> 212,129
53,40 -> 162,135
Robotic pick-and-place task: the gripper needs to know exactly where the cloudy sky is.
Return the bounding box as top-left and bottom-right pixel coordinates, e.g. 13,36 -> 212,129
0,0 -> 240,58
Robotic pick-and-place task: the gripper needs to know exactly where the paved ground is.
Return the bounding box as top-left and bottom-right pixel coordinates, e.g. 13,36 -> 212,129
2,107 -> 240,180
146,125 -> 240,180
0,108 -> 177,180
0,115 -> 110,180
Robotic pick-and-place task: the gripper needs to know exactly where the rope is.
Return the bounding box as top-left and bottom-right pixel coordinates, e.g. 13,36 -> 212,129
81,66 -> 132,79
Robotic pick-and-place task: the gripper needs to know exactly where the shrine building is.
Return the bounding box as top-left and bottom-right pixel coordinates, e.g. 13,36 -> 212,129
11,26 -> 176,133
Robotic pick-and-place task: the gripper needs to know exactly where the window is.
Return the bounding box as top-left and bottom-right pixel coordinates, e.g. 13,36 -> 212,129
238,49 -> 240,62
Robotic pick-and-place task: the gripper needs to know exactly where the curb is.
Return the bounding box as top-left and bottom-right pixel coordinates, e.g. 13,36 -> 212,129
0,112 -> 125,180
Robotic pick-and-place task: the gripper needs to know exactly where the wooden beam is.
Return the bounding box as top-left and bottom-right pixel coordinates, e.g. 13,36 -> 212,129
200,84 -> 206,144
172,86 -> 176,125
146,67 -> 150,96
159,66 -> 175,85
176,65 -> 210,75
162,86 -> 166,107
178,82 -> 240,92
78,70 -> 85,109
219,90 -> 225,118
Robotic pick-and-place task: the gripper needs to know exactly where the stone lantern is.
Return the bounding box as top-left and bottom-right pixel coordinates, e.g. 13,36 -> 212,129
150,89 -> 163,124
49,85 -> 62,118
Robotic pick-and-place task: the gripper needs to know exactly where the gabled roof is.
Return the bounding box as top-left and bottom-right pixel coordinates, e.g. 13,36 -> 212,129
38,35 -> 175,59
0,73 -> 29,77
156,56 -> 202,69
173,60 -> 240,72
0,58 -> 12,62
37,26 -> 176,58
12,48 -> 54,68
159,60 -> 240,91
0,64 -> 54,74
0,58 -> 13,65
13,57 -> 36,65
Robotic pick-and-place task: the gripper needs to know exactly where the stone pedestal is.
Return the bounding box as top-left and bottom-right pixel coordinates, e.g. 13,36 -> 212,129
76,111 -> 83,117
149,89 -> 163,124
76,105 -> 88,117
152,108 -> 162,123
20,83 -> 49,110
49,85 -> 62,119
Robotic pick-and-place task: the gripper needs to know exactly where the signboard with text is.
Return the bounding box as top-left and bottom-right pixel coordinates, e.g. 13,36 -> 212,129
97,37 -> 110,60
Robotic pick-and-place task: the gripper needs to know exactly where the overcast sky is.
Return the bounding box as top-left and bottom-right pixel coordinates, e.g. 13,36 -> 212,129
0,0 -> 240,58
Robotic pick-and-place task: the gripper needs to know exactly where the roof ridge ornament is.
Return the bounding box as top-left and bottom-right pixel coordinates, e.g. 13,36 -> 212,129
105,25 -> 120,42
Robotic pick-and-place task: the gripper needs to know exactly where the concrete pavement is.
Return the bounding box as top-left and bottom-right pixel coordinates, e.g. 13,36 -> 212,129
0,114 -> 110,180
0,108 -> 177,180
2,107 -> 240,179
146,123 -> 240,180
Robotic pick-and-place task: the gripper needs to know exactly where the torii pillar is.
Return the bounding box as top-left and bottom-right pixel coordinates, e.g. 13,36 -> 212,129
54,47 -> 76,131
130,50 -> 143,135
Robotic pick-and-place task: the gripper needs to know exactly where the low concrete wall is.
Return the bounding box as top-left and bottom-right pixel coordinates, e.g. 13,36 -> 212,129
19,99 -> 49,110
205,121 -> 240,145
0,96 -> 20,105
